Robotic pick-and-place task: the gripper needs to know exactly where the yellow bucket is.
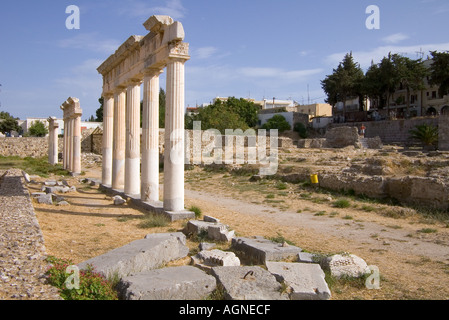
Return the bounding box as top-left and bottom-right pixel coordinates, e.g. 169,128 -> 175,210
310,174 -> 319,184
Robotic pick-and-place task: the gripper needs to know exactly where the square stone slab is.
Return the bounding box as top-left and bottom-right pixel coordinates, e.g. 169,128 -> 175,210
118,266 -> 217,300
211,266 -> 289,300
266,262 -> 331,300
231,236 -> 302,264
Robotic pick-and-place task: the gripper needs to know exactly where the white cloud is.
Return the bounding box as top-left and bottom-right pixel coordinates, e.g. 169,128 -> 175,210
326,42 -> 449,69
58,33 -> 120,55
195,47 -> 219,59
382,33 -> 409,44
119,0 -> 187,20
238,67 -> 323,81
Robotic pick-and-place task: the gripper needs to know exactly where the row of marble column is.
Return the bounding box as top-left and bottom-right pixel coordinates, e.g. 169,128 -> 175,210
102,59 -> 186,212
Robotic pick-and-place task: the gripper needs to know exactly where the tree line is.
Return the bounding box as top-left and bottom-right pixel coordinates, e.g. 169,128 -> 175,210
321,50 -> 449,118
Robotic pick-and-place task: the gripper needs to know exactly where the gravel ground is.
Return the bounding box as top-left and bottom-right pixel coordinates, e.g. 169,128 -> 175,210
0,169 -> 61,300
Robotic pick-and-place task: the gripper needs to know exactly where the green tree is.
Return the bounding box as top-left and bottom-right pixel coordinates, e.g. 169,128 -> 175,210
96,97 -> 104,122
261,115 -> 291,133
159,88 -> 166,128
27,120 -> 48,137
364,54 -> 400,115
0,111 -> 20,135
429,50 -> 449,97
391,54 -> 428,118
321,52 -> 365,117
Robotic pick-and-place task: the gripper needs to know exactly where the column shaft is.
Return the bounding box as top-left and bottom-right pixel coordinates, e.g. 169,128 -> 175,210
112,89 -> 126,190
72,115 -> 82,175
125,82 -> 141,196
164,59 -> 186,212
142,72 -> 161,202
102,95 -> 114,186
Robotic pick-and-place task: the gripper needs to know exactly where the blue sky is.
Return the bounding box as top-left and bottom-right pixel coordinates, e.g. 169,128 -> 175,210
0,0 -> 448,120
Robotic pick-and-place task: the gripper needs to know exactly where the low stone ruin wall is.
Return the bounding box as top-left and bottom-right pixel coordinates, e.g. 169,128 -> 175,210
276,168 -> 449,210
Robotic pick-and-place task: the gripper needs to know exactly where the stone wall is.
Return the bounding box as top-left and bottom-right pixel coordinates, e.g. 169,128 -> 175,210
0,138 -> 48,158
330,117 -> 439,145
439,115 -> 449,151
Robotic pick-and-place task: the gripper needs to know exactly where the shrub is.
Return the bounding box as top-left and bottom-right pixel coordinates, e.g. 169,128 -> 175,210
294,122 -> 308,139
45,256 -> 118,300
261,115 -> 291,133
409,124 -> 438,147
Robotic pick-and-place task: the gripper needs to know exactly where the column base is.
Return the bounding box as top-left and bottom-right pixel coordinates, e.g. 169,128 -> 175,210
99,183 -> 194,222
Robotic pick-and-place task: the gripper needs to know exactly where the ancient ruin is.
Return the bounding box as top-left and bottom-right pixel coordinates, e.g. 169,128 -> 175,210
60,97 -> 82,176
97,15 -> 190,214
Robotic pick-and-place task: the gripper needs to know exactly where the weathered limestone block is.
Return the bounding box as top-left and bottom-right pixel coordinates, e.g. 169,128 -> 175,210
231,236 -> 302,265
192,249 -> 240,272
321,253 -> 370,279
324,127 -> 360,148
117,266 -> 216,300
266,262 -> 331,300
211,266 -> 289,300
77,232 -> 189,279
184,219 -> 234,242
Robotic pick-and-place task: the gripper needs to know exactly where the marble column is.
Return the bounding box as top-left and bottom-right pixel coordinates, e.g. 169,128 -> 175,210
112,88 -> 126,190
48,117 -> 59,165
125,80 -> 142,196
63,119 -> 68,170
72,114 -> 82,175
141,70 -> 162,202
102,94 -> 114,186
164,58 -> 186,212
68,118 -> 74,172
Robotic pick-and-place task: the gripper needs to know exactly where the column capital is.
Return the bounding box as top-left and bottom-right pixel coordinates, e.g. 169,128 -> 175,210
103,92 -> 114,99
125,78 -> 143,87
144,68 -> 164,77
113,86 -> 127,94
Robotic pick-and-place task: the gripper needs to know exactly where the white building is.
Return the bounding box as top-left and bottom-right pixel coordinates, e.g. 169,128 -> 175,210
19,118 -> 102,136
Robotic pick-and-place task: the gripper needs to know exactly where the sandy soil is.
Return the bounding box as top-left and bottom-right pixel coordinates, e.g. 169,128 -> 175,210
31,157 -> 449,300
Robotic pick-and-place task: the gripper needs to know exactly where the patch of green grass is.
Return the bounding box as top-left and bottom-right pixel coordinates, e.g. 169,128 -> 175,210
333,199 -> 351,208
188,206 -> 202,219
268,233 -> 296,246
418,228 -> 438,234
0,156 -> 69,178
314,211 -> 326,216
276,182 -> 288,190
137,214 -> 170,229
342,215 -> 353,220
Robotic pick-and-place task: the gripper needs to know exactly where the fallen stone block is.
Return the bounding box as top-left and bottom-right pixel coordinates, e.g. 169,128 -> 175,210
266,262 -> 331,300
321,253 -> 370,279
297,252 -> 318,264
77,232 -> 189,279
117,266 -> 216,300
36,194 -> 53,205
231,236 -> 302,264
203,215 -> 220,223
113,195 -> 126,205
192,249 -> 240,273
208,225 -> 234,242
21,170 -> 31,183
199,242 -> 216,251
184,219 -> 234,242
211,266 -> 289,300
